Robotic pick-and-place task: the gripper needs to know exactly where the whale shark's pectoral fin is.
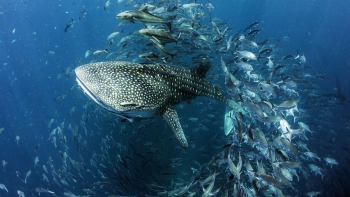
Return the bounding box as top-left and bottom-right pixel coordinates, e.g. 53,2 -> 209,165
162,108 -> 188,149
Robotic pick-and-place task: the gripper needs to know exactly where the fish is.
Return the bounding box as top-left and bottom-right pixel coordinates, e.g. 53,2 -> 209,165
150,37 -> 177,58
295,53 -> 306,64
54,94 -> 67,101
139,29 -> 177,44
85,49 -> 91,58
303,151 -> 320,161
34,156 -> 39,166
64,19 -> 74,32
309,164 -> 324,179
107,32 -> 120,40
244,21 -> 261,32
256,173 -> 283,188
202,179 -> 215,197
34,143 -> 40,153
2,160 -> 7,171
227,154 -> 241,180
235,50 -> 257,61
25,170 -> 31,183
206,3 -> 214,11
0,183 -> 8,192
239,37 -> 258,49
224,107 -> 235,135
306,191 -> 322,197
75,61 -> 241,148
244,102 -> 266,122
79,6 -> 86,20
266,56 -> 274,70
93,49 -> 108,55
276,161 -> 301,169
104,0 -> 110,10
251,128 -> 268,147
258,47 -> 273,57
17,190 -> 25,197
182,3 -> 202,9
235,61 -> 253,71
275,100 -> 298,110
43,174 -> 49,184
35,187 -> 55,195
247,29 -> 262,39
43,165 -> 48,174
139,52 -> 169,63
116,6 -> 171,30
16,171 -> 25,182
323,157 -> 338,167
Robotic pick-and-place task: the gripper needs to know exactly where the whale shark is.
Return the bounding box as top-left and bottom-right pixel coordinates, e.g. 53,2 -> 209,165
75,61 -> 242,148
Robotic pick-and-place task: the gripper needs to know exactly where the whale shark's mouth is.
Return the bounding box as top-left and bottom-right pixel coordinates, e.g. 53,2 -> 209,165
75,75 -> 118,114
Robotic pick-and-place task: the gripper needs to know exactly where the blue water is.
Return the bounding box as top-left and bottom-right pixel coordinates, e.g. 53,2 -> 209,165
0,0 -> 349,196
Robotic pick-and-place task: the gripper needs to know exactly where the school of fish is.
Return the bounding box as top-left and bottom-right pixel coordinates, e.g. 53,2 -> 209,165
1,0 -> 348,197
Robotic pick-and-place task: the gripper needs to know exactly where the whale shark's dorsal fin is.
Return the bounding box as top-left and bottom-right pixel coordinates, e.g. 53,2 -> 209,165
162,107 -> 188,149
191,62 -> 212,78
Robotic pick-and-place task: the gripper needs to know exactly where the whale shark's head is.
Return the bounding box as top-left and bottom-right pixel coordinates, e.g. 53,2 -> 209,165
75,61 -> 170,119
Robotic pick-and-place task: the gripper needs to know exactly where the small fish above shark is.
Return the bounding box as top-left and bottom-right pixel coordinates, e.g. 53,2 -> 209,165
75,61 -> 242,148
116,6 -> 172,30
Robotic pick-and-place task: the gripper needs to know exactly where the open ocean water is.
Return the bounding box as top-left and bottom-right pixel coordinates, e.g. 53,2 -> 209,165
0,0 -> 349,196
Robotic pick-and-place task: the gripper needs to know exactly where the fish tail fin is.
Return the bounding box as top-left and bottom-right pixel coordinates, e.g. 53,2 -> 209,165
162,56 -> 169,63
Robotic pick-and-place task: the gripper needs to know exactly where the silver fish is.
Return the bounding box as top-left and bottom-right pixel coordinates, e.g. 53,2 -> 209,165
35,187 -> 55,195
0,183 -> 8,192
116,6 -> 171,30
139,29 -> 177,44
104,0 -> 110,10
235,61 -> 253,71
17,190 -> 25,197
235,50 -> 257,61
107,31 -> 120,40
25,170 -> 31,183
150,37 -> 177,58
256,173 -> 283,188
306,191 -> 322,197
309,164 -> 324,179
324,157 -> 338,167
239,37 -> 258,49
303,151 -> 320,161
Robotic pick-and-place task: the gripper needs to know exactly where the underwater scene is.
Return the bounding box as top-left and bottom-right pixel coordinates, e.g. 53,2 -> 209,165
0,0 -> 350,196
